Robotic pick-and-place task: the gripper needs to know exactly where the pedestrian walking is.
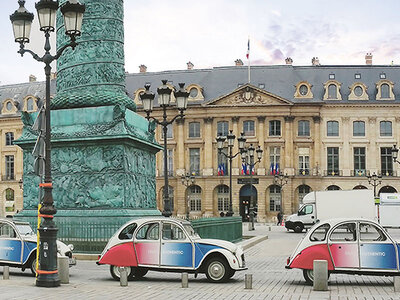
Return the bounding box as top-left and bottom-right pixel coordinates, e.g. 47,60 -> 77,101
277,211 -> 283,226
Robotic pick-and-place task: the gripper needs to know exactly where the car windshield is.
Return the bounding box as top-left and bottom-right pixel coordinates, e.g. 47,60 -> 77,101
183,224 -> 200,239
15,224 -> 35,236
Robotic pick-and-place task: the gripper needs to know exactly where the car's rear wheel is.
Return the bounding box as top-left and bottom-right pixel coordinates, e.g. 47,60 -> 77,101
110,265 -> 132,281
303,269 -> 314,285
205,257 -> 230,283
128,267 -> 148,280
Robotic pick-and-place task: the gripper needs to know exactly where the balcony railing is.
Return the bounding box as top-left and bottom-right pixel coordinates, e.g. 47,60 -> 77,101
297,169 -> 310,176
351,169 -> 366,177
1,175 -> 15,181
323,170 -> 343,176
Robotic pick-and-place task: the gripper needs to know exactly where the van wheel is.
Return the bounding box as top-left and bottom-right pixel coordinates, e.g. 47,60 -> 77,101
205,257 -> 230,283
110,265 -> 132,281
294,223 -> 304,233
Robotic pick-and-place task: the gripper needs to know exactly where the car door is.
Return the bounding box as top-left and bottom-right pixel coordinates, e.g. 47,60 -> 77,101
0,222 -> 23,264
160,221 -> 194,269
134,221 -> 160,266
358,222 -> 398,271
298,204 -> 315,225
328,222 -> 359,269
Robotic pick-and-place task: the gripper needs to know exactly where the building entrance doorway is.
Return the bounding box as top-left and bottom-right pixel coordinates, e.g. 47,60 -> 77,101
239,184 -> 257,222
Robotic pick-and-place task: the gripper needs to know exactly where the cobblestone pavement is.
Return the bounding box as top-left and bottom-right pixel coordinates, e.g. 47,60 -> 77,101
1,223 -> 400,300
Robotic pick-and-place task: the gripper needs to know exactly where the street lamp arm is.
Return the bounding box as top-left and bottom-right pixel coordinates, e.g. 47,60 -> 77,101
218,150 -> 241,159
17,45 -> 42,62
146,111 -> 184,126
54,40 -> 77,60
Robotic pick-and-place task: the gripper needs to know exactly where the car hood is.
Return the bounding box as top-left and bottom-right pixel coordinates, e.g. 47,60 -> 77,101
196,238 -> 237,252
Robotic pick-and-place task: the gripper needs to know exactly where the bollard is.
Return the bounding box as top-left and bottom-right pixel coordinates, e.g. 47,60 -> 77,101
181,272 -> 188,288
244,274 -> 252,289
119,267 -> 128,287
313,260 -> 328,291
394,276 -> 400,292
268,226 -> 271,231
57,256 -> 69,284
3,266 -> 9,280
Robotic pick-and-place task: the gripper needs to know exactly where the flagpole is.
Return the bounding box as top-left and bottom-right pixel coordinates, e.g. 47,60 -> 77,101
247,37 -> 250,84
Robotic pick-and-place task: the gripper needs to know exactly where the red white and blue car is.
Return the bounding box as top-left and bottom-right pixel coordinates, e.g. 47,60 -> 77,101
286,218 -> 400,284
97,217 -> 246,283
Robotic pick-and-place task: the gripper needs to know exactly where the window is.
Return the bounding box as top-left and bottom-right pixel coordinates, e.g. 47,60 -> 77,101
136,222 -> 160,240
5,188 -> 15,213
299,85 -> 308,96
298,148 -> 310,175
119,223 -> 137,240
217,148 -> 228,176
298,120 -> 310,136
189,185 -> 201,211
381,84 -> 390,98
189,122 -> 200,138
5,155 -> 14,180
269,185 -> 281,211
0,223 -> 16,238
298,185 -> 311,205
328,84 -> 337,99
298,204 -> 313,216
243,120 -> 255,136
354,147 -> 366,176
162,223 -> 186,240
162,124 -> 173,139
359,223 -> 386,241
327,185 -> 340,190
355,73 -> 361,79
217,185 -> 230,211
258,83 -> 265,89
380,121 -> 392,136
327,147 -> 339,175
269,120 -> 281,136
327,121 -> 339,137
27,98 -> 34,111
6,102 -> 13,111
380,73 -> 386,79
354,86 -> 363,97
330,223 -> 356,242
269,147 -> 280,175
162,149 -> 173,177
189,87 -> 198,98
217,121 -> 229,137
5,132 -> 14,146
329,74 -> 335,79
189,148 -> 200,175
310,224 -> 330,242
353,121 -> 365,136
381,147 -> 393,176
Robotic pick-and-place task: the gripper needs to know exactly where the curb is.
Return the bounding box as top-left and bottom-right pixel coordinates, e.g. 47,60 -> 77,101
74,253 -> 99,261
239,235 -> 268,250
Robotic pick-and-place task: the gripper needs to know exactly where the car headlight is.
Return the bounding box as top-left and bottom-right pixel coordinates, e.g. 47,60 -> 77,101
68,244 -> 74,251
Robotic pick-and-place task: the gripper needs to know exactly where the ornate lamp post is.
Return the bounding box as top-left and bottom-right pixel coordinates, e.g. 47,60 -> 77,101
181,173 -> 195,220
392,144 -> 400,165
10,0 -> 85,287
216,130 -> 246,216
366,172 -> 382,197
241,144 -> 263,230
140,81 -> 189,217
274,173 -> 289,212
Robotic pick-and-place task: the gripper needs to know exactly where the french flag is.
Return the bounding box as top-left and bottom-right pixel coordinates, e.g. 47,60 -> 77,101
246,38 -> 250,59
241,163 -> 247,175
276,163 -> 280,175
270,163 -> 274,175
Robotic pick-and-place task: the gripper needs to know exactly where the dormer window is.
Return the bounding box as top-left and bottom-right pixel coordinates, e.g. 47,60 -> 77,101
186,84 -> 204,101
294,81 -> 313,99
323,80 -> 342,100
2,100 -> 17,115
348,82 -> 369,100
23,96 -> 38,112
376,80 -> 394,100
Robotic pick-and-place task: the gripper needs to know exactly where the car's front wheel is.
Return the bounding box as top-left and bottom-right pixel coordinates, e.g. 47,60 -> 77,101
110,265 -> 132,281
29,256 -> 37,276
205,257 -> 231,283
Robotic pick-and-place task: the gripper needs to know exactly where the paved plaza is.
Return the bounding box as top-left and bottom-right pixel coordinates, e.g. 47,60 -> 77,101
1,224 -> 400,300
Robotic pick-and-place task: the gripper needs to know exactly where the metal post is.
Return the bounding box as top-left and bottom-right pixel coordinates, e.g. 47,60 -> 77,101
249,157 -> 254,230
162,106 -> 171,217
228,146 -> 233,216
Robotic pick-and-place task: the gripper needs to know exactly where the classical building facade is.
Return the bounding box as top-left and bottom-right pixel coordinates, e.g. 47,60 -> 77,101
1,56 -> 400,221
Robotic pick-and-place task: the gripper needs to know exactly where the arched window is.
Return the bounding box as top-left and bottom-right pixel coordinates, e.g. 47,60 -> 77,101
381,84 -> 390,99
298,185 -> 311,205
5,188 -> 15,212
327,185 -> 341,191
217,185 -> 229,211
189,185 -> 202,211
269,185 -> 281,212
27,98 -> 34,111
328,84 -> 337,99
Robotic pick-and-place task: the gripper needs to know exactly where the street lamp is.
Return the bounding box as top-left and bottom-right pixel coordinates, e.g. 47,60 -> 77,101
274,173 -> 289,213
181,173 -> 195,220
241,144 -> 263,230
216,130 -> 246,216
366,172 -> 382,197
10,0 -> 85,287
392,144 -> 400,165
140,81 -> 189,217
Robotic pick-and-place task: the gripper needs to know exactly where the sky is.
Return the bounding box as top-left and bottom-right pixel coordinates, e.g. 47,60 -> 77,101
1,0 -> 400,85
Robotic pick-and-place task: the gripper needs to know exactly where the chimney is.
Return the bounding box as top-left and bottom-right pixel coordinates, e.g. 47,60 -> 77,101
29,75 -> 37,82
187,61 -> 194,70
139,64 -> 147,73
285,57 -> 293,65
235,59 -> 243,66
365,53 -> 373,65
311,57 -> 320,66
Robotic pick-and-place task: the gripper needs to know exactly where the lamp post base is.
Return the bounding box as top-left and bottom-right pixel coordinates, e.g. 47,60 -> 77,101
162,210 -> 172,217
36,275 -> 60,287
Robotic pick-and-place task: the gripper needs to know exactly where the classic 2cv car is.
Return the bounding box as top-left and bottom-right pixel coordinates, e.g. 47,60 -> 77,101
0,218 -> 75,275
97,217 -> 246,283
286,218 -> 400,284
